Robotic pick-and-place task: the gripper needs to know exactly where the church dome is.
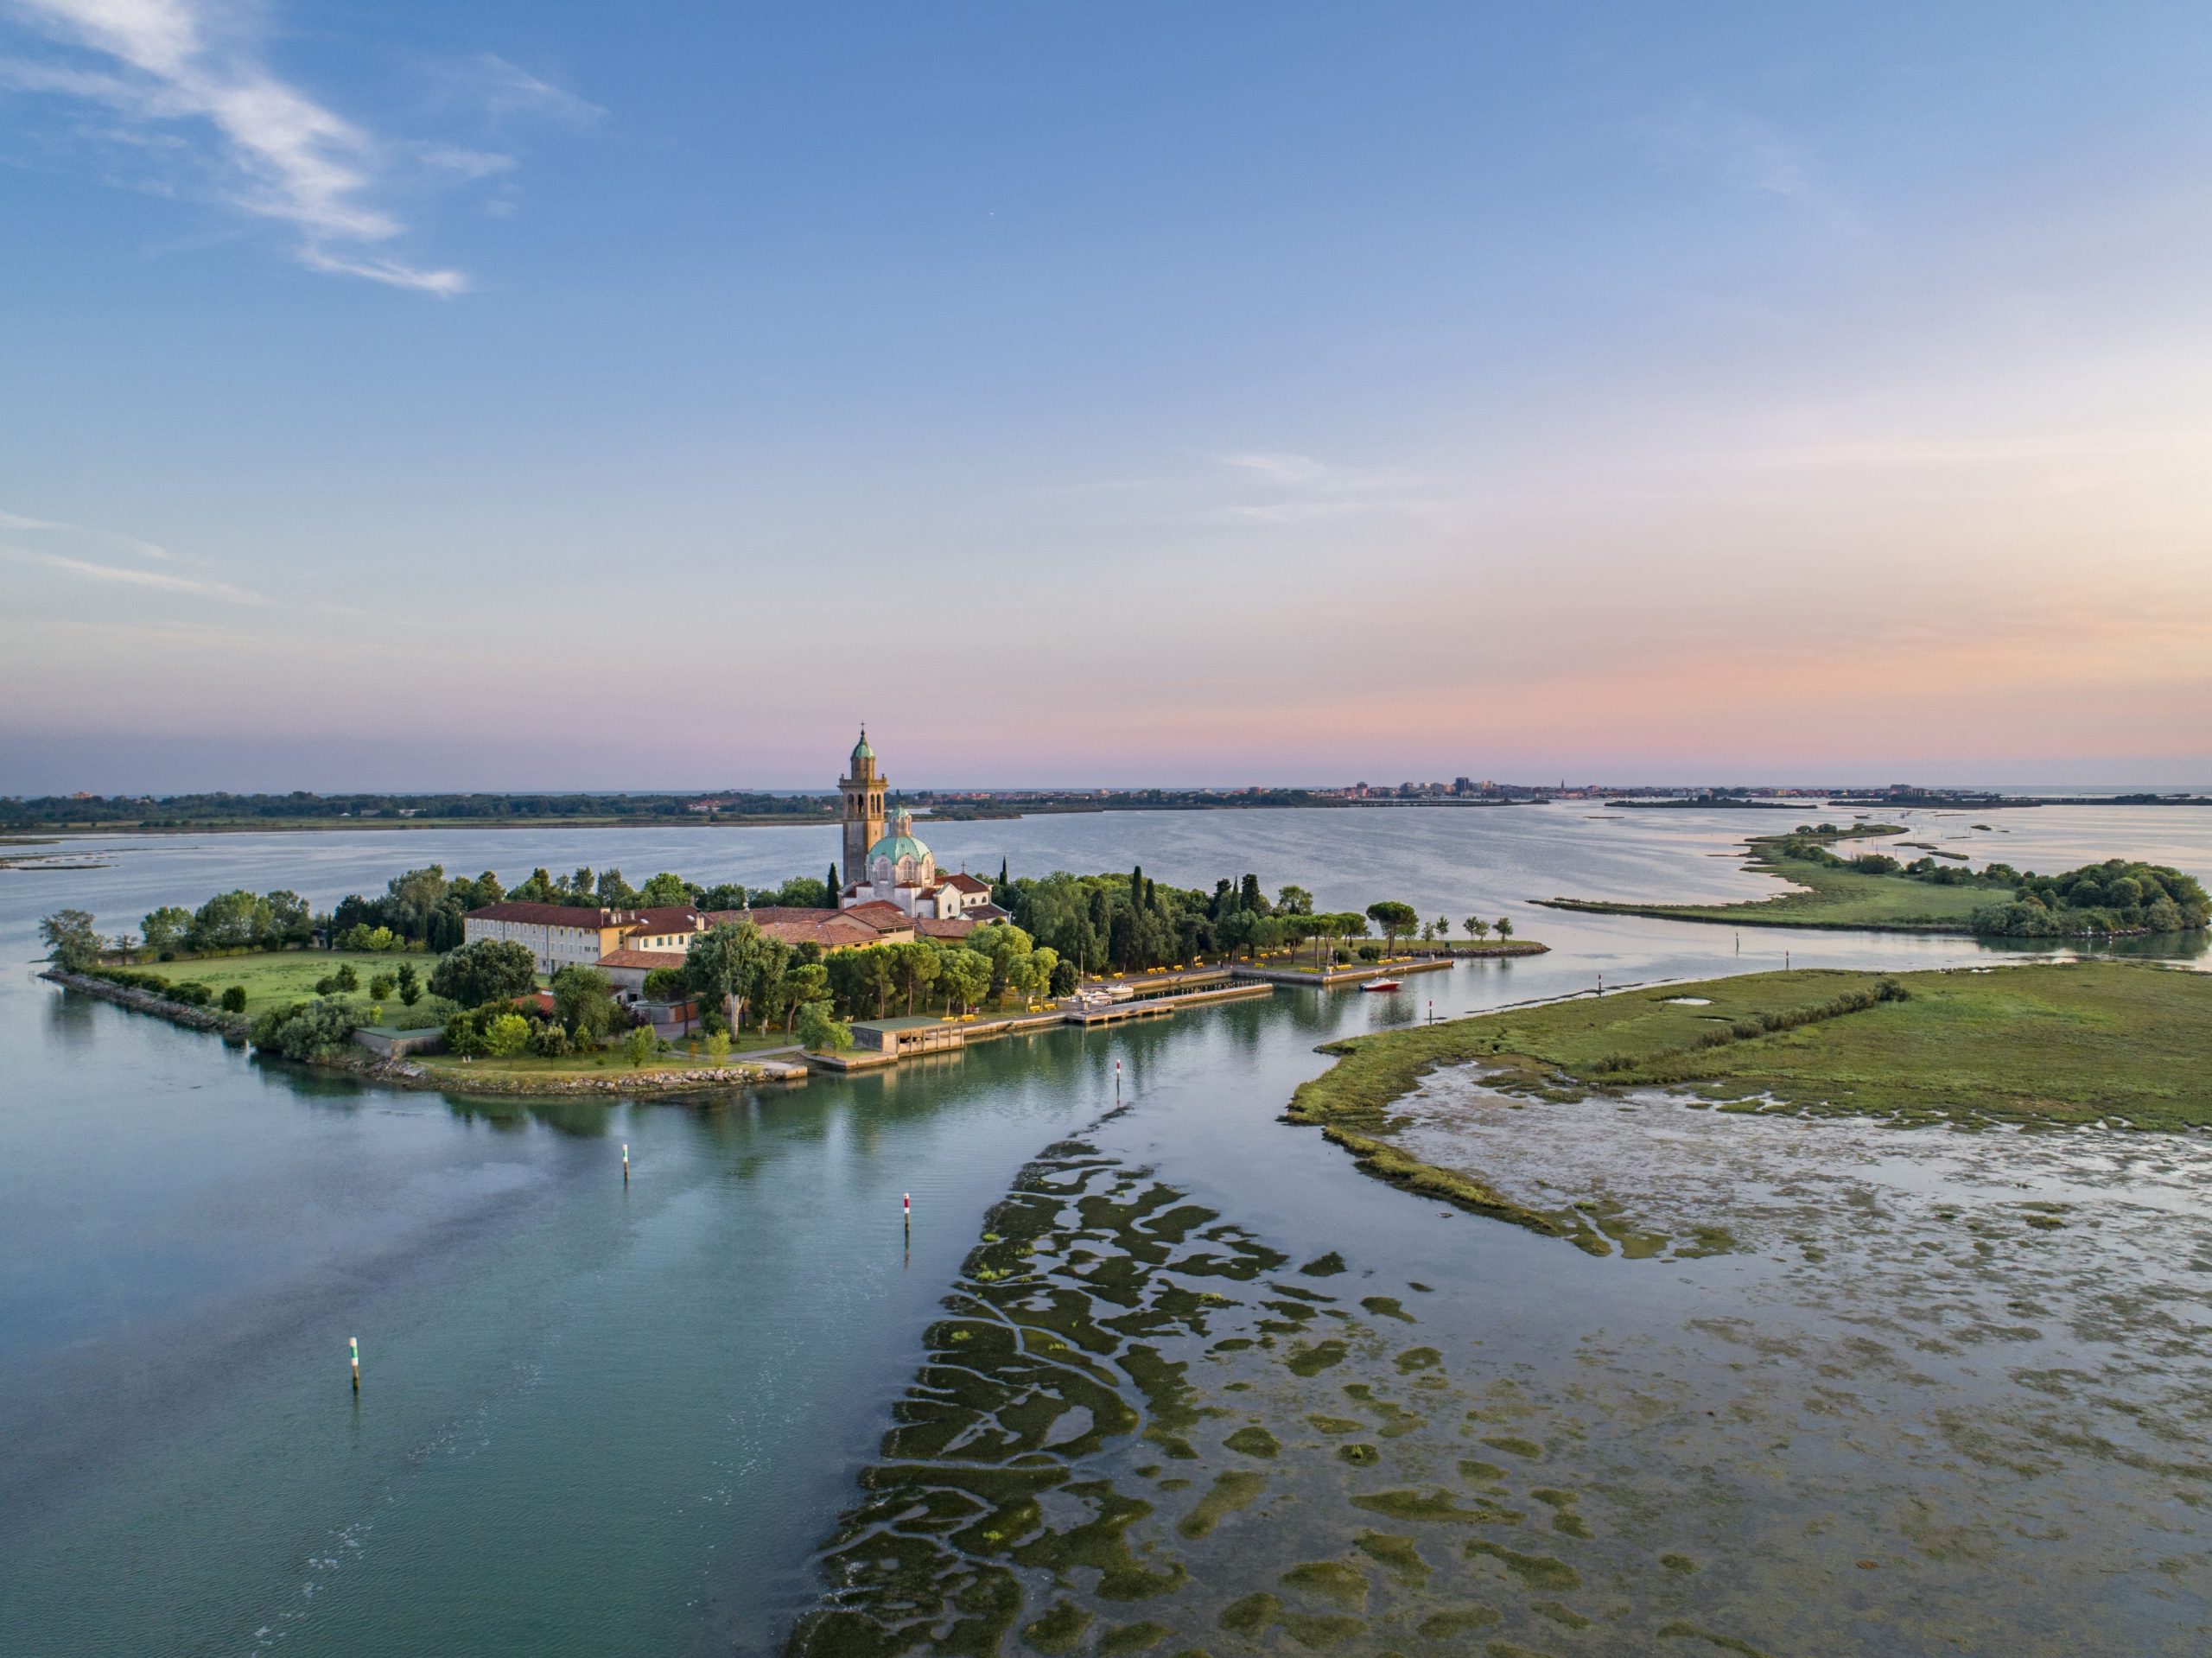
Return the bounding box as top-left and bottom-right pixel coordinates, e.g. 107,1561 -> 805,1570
850,727 -> 874,764
868,808 -> 931,875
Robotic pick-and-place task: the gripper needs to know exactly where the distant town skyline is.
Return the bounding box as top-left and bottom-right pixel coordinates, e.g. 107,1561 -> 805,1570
4,3 -> 2209,793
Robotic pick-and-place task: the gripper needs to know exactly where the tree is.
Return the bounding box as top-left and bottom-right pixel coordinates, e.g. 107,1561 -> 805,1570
142,905 -> 193,958
744,936 -> 795,1032
425,901 -> 467,954
188,890 -> 264,952
622,1025 -> 657,1066
369,973 -> 396,1001
938,948 -> 992,1015
642,966 -> 687,1002
334,962 -> 359,994
889,940 -> 942,1015
697,883 -> 747,912
1463,916 -> 1489,943
386,867 -> 450,940
1008,945 -> 1059,1004
683,920 -> 766,1029
396,962 -> 422,1006
483,1013 -> 531,1057
966,922 -> 1036,1004
1434,916 -> 1449,945
40,908 -> 101,970
783,962 -> 829,1031
1496,915 -> 1514,942
828,862 -> 842,902
795,1000 -> 852,1052
552,965 -> 618,1043
1276,885 -> 1314,916
704,1031 -> 733,1061
1365,901 -> 1418,956
638,871 -> 696,907
1239,873 -> 1268,914
259,891 -> 312,947
219,984 -> 248,1014
429,939 -> 537,1007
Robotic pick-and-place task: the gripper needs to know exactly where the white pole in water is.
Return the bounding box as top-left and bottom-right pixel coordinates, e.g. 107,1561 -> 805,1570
1116,1058 -> 1122,1100
350,1336 -> 359,1393
622,1143 -> 630,1183
903,1191 -> 911,1223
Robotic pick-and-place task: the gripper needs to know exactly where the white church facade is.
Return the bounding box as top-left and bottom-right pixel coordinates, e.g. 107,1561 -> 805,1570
836,729 -> 1006,923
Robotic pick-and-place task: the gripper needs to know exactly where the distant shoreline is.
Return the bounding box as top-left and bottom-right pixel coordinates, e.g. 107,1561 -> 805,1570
13,791 -> 2212,837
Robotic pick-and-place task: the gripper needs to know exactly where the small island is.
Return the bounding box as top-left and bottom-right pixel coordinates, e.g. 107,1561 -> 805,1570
37,734 -> 1542,1095
1285,960 -> 2212,1255
1536,823 -> 2209,937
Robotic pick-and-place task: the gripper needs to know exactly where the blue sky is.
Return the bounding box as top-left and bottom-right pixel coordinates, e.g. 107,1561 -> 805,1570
4,3 -> 2209,792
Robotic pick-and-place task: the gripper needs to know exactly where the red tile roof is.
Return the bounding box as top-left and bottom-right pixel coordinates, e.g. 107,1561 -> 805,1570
915,916 -> 976,939
941,872 -> 993,893
598,950 -> 690,969
621,905 -> 707,933
468,901 -> 624,928
842,900 -> 911,931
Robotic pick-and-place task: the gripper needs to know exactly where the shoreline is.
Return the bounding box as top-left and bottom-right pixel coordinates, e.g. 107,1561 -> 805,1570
1281,962 -> 2212,1255
40,969 -> 803,1098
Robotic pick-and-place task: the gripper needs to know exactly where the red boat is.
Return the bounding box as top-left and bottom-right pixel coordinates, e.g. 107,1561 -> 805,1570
1361,978 -> 1402,993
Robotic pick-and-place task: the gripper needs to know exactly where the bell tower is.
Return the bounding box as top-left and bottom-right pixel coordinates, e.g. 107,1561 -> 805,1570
839,726 -> 887,895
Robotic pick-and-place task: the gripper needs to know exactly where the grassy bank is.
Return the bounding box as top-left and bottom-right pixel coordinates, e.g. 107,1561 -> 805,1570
131,949 -> 449,1029
1287,963 -> 2212,1244
1535,829 -> 1994,932
1293,962 -> 2212,1132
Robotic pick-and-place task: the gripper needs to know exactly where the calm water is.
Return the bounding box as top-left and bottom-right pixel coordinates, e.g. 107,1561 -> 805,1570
1,804 -> 2206,1655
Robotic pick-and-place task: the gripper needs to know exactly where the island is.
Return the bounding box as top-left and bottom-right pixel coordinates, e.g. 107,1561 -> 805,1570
1285,961 -> 2212,1255
36,732 -> 1542,1094
1535,823 -> 2209,937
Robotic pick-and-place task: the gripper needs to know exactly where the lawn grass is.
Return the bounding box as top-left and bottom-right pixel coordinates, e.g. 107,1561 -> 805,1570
1535,831 -> 1996,932
136,949 -> 448,1028
1290,962 -> 2212,1134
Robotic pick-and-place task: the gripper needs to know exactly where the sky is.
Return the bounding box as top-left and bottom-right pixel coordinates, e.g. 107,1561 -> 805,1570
3,1 -> 2210,794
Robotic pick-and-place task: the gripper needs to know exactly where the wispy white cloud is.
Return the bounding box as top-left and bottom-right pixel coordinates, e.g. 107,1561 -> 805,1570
0,505 -> 175,559
1211,451 -> 1432,524
9,546 -> 275,606
2,0 -> 474,293
455,53 -> 604,127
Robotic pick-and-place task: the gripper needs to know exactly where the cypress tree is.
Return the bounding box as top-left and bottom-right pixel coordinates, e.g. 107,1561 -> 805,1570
828,862 -> 841,903
1131,864 -> 1145,912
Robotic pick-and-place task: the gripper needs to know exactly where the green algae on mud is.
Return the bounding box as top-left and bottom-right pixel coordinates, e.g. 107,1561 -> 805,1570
789,1142 -> 1802,1658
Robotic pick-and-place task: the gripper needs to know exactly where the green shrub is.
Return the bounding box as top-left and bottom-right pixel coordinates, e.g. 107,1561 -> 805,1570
369,973 -> 396,1001
482,1013 -> 531,1057
219,984 -> 248,1014
249,999 -> 359,1061
529,1020 -> 572,1058
333,962 -> 360,994
170,981 -> 214,1007
621,1026 -> 657,1066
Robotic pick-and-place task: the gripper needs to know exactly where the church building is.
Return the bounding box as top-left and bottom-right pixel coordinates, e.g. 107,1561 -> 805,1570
836,728 -> 1007,923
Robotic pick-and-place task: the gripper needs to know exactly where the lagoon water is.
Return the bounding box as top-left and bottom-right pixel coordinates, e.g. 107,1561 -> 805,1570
2,804 -> 2207,1655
